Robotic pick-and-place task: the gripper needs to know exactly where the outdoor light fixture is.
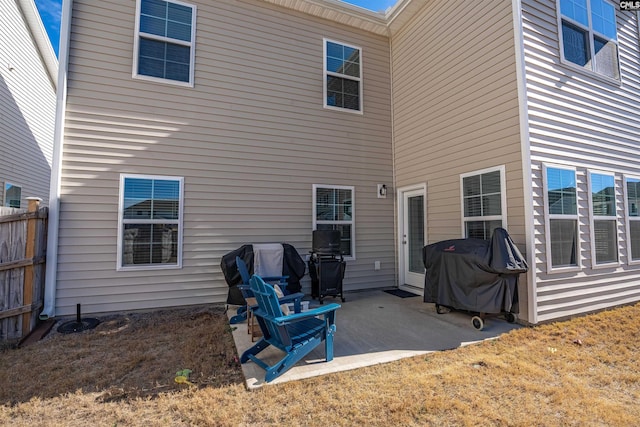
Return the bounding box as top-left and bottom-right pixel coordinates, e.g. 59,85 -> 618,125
377,184 -> 387,198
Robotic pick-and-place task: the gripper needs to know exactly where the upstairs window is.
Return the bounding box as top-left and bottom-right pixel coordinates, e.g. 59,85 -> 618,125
323,39 -> 362,112
461,166 -> 505,240
544,165 -> 579,270
313,185 -> 355,258
558,0 -> 620,80
134,0 -> 196,86
588,171 -> 618,266
118,175 -> 183,270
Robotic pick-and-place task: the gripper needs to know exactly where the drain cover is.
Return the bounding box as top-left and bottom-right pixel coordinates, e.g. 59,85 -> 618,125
57,317 -> 100,334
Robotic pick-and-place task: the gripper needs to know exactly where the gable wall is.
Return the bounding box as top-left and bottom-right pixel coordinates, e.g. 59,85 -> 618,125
0,0 -> 55,207
522,0 -> 640,322
56,0 -> 393,315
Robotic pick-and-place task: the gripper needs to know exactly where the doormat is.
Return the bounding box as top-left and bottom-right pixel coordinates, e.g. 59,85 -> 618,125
384,289 -> 419,298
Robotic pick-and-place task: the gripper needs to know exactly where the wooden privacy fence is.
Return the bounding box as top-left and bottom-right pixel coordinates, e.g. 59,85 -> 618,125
0,198 -> 48,343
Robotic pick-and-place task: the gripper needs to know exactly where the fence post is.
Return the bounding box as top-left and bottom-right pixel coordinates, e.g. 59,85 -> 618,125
22,197 -> 41,337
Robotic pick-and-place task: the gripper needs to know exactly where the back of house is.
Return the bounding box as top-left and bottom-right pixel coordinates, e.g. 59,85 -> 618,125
47,0 -> 395,317
45,0 -> 640,326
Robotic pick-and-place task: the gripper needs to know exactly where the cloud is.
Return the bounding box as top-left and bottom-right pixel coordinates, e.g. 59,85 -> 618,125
35,0 -> 62,22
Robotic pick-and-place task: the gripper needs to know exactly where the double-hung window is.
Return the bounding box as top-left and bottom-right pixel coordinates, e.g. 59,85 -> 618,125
3,183 -> 21,208
461,166 -> 506,240
313,185 -> 355,258
118,174 -> 183,270
558,0 -> 620,80
544,165 -> 580,270
624,177 -> 640,262
588,171 -> 618,266
324,39 -> 362,112
134,0 -> 196,85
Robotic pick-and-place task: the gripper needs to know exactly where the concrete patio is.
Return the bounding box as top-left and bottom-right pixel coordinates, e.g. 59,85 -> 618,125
229,288 -> 522,389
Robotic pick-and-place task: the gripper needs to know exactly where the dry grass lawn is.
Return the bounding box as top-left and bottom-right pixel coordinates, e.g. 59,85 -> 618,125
1,302 -> 639,426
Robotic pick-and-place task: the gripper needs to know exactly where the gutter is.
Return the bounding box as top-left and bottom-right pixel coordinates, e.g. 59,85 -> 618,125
40,0 -> 73,320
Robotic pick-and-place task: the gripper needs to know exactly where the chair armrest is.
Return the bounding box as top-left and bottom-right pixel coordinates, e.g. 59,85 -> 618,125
277,292 -> 305,313
261,275 -> 289,282
274,303 -> 341,325
237,284 -> 254,298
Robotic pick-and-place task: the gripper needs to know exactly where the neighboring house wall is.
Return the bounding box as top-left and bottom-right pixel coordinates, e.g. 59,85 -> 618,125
0,0 -> 56,207
55,0 -> 393,315
391,0 -> 529,318
522,0 -> 640,321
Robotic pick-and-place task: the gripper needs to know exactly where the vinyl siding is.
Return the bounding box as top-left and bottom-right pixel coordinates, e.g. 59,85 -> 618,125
56,0 -> 393,315
0,0 -> 55,207
391,1 -> 528,317
522,0 -> 640,322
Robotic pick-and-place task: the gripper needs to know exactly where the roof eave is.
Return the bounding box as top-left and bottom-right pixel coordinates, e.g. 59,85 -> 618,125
17,0 -> 58,90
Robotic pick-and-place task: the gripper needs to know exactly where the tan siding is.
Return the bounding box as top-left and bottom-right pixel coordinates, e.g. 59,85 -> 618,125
391,0 -> 527,313
523,0 -> 640,321
56,0 -> 394,315
0,1 -> 56,206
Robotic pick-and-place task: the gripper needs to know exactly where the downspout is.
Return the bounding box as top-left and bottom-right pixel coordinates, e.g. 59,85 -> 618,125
388,23 -> 398,287
40,0 -> 73,320
511,0 -> 538,325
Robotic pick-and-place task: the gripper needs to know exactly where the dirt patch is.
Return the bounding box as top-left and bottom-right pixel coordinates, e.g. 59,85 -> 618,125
0,304 -> 244,405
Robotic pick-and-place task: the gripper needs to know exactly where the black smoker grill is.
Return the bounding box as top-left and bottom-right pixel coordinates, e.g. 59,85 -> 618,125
422,228 -> 528,330
308,230 -> 346,304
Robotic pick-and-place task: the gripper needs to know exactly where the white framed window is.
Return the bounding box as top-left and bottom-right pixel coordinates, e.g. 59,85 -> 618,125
460,166 -> 506,240
323,39 -> 362,113
544,165 -> 581,271
313,184 -> 355,258
624,176 -> 640,264
557,0 -> 620,80
133,0 -> 196,86
117,174 -> 184,270
588,171 -> 618,266
4,183 -> 21,208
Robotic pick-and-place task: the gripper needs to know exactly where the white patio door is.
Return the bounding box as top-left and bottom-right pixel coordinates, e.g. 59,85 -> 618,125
400,187 -> 425,292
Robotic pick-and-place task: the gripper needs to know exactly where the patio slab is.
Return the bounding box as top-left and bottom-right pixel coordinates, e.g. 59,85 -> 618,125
228,289 -> 522,389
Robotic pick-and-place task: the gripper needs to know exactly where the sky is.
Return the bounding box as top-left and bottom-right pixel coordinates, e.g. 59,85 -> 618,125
34,0 -> 398,57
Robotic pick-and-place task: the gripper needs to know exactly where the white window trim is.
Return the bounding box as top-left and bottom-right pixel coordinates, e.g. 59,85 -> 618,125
555,0 -> 621,83
323,38 -> 363,114
459,165 -> 507,239
623,174 -> 640,265
543,164 -> 582,273
312,184 -> 356,260
117,174 -> 184,271
133,0 -> 197,87
3,182 -> 21,208
587,170 -> 619,268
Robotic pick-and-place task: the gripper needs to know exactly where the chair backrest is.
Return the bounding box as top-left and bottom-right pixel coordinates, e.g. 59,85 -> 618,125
250,275 -> 290,345
235,256 -> 251,285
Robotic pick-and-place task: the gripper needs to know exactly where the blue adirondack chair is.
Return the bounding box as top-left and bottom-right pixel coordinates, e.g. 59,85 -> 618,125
241,274 -> 341,382
230,256 -> 303,324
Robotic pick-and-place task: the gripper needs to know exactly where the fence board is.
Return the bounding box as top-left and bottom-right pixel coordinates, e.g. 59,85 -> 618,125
0,200 -> 48,342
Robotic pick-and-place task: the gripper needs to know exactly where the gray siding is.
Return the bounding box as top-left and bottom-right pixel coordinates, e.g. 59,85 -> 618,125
391,1 -> 528,317
0,0 -> 56,207
56,0 -> 393,315
522,0 -> 640,322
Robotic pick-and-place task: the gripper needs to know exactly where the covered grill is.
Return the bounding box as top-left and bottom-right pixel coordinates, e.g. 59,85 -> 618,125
422,228 -> 528,330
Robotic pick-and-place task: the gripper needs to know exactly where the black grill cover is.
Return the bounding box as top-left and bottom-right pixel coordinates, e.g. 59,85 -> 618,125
220,243 -> 306,305
423,228 -> 528,314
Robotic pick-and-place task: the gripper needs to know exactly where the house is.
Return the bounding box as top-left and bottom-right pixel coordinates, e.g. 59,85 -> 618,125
0,0 -> 57,208
41,0 -> 640,326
